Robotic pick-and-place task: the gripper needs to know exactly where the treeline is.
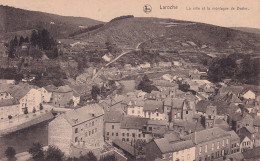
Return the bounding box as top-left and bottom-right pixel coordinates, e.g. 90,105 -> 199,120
208,54 -> 259,85
8,36 -> 30,58
109,15 -> 134,22
69,24 -> 104,37
30,29 -> 56,50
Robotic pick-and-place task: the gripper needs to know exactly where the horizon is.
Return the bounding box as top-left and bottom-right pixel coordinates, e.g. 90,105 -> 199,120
1,0 -> 260,29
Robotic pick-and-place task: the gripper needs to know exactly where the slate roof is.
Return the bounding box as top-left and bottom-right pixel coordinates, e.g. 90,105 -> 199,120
120,116 -> 149,129
153,138 -> 194,154
172,98 -> 185,109
55,85 -> 72,93
147,119 -> 168,126
0,99 -> 19,107
227,130 -> 240,141
62,104 -> 104,126
143,100 -> 163,113
104,111 -> 124,123
253,117 -> 260,126
113,140 -> 135,156
0,84 -> 36,100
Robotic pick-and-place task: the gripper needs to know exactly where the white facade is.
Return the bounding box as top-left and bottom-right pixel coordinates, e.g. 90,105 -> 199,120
19,89 -> 42,113
72,96 -> 80,107
144,111 -> 167,120
242,90 -> 256,100
240,136 -> 253,152
127,106 -> 145,117
38,87 -> 52,103
172,147 -> 196,161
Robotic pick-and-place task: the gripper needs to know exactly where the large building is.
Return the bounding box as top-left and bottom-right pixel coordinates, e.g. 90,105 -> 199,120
48,104 -> 104,156
145,137 -> 195,161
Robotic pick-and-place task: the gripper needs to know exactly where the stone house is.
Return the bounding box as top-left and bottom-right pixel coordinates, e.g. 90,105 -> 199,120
48,104 -> 104,156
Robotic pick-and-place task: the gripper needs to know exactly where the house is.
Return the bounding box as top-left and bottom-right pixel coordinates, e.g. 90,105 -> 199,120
139,62 -> 151,69
227,130 -> 241,154
142,119 -> 168,138
51,85 -> 80,108
143,100 -> 166,120
171,119 -> 204,135
242,146 -> 260,161
240,136 -> 253,152
48,104 -> 104,156
104,111 -> 124,142
238,126 -> 256,145
229,113 -> 254,132
0,99 -> 20,119
127,100 -> 145,117
183,127 -> 231,161
120,116 -> 151,143
241,89 -> 256,100
19,88 -> 42,113
145,137 -> 195,161
189,69 -> 201,80
102,54 -> 112,62
253,117 -> 260,133
0,91 -> 13,100
38,87 -> 52,103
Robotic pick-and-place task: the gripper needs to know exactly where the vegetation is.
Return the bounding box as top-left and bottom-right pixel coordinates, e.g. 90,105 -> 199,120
137,75 -> 159,93
29,142 -> 44,161
100,154 -> 116,161
110,15 -> 134,22
5,147 -> 16,160
45,145 -> 64,161
66,151 -> 97,161
0,68 -> 23,82
69,24 -> 104,37
208,54 -> 259,85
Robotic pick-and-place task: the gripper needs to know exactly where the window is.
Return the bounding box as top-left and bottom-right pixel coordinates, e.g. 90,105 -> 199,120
149,127 -> 152,131
186,111 -> 188,114
199,146 -> 202,155
89,131 -> 91,136
75,128 -> 78,133
217,142 -> 220,149
92,121 -> 94,126
92,129 -> 94,134
85,132 -> 88,137
226,139 -> 229,145
222,140 -> 225,146
75,137 -> 78,142
116,133 -> 118,136
211,143 -> 214,151
112,133 -> 114,136
127,133 -> 129,137
122,138 -> 125,141
126,138 -> 129,141
205,145 -> 208,153
122,133 -> 125,136
156,113 -> 159,117
132,133 -> 135,137
132,110 -> 134,114
138,134 -> 141,138
112,125 -> 114,129
107,132 -> 109,135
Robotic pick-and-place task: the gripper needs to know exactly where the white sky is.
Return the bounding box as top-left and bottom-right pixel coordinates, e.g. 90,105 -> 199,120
1,0 -> 260,28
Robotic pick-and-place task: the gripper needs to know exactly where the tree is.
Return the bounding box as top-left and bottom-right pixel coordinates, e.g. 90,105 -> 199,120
100,154 -> 116,161
29,142 -> 44,161
8,40 -> 15,58
85,151 -> 97,161
40,103 -> 43,110
5,147 -> 16,160
45,145 -> 64,161
30,30 -> 39,47
19,36 -> 25,46
137,75 -> 158,93
91,85 -> 100,101
178,83 -> 190,92
13,36 -> 18,46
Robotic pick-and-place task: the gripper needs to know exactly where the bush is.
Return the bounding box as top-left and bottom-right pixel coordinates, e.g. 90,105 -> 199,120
29,142 -> 44,161
5,147 -> 16,160
45,145 -> 64,161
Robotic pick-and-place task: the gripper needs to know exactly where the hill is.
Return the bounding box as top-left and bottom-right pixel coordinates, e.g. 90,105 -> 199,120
73,17 -> 260,54
231,27 -> 260,35
0,5 -> 103,38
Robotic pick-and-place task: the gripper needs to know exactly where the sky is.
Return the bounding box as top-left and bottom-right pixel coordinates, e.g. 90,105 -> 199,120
1,0 -> 260,28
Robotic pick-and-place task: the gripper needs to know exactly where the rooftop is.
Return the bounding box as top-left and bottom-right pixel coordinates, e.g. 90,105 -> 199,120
62,104 -> 104,126
120,116 -> 149,129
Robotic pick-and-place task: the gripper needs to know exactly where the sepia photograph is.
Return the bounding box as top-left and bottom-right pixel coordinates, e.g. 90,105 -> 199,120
0,0 -> 259,160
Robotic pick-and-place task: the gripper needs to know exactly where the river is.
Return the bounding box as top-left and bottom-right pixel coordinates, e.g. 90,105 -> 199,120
0,121 -> 49,158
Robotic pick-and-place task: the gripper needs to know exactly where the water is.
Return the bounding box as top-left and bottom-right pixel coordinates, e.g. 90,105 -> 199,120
0,121 -> 49,158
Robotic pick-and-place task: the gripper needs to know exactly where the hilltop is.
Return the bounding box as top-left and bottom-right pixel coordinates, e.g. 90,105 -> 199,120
0,5 -> 103,38
72,17 -> 260,54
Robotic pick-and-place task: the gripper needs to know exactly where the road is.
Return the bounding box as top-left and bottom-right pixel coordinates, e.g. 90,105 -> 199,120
92,42 -> 144,80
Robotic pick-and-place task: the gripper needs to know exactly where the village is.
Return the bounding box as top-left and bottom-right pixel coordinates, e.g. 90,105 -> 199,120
0,54 -> 260,161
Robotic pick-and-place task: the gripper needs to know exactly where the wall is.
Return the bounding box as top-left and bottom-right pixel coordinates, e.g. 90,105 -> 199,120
48,116 -> 72,156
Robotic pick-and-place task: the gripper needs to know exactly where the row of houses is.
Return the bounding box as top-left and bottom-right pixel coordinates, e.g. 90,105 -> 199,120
0,83 -> 80,119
